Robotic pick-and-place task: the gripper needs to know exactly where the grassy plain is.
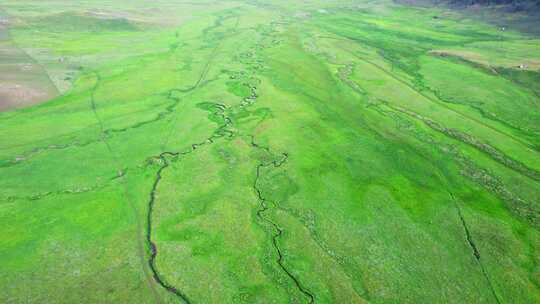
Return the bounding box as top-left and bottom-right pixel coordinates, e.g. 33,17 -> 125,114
0,0 -> 539,303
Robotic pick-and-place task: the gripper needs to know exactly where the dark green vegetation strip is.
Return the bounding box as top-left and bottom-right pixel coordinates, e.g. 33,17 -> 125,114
147,152 -> 192,303
251,139 -> 316,303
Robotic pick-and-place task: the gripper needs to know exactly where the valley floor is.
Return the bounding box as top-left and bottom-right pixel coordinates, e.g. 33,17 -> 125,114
0,0 -> 539,303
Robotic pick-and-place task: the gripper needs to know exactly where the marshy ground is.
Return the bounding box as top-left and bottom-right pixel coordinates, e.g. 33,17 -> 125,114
0,0 -> 539,303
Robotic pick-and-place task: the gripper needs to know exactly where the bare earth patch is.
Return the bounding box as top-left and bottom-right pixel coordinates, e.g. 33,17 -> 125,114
0,82 -> 54,111
0,22 -> 59,111
430,49 -> 540,70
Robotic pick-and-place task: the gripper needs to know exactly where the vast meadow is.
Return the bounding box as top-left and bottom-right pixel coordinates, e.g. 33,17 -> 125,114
0,0 -> 539,303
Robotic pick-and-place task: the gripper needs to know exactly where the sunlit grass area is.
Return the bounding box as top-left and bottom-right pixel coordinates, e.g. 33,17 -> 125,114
0,0 -> 538,303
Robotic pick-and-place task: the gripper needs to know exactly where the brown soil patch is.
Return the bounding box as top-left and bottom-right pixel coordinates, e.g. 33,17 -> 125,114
0,82 -> 54,111
0,23 -> 59,111
429,49 -> 540,70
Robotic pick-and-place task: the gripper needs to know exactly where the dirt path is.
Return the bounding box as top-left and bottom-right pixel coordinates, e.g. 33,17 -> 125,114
88,72 -> 164,303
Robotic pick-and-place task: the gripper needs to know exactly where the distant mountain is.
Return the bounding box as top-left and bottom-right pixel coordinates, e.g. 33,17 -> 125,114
398,0 -> 540,34
441,0 -> 539,11
451,0 -> 538,3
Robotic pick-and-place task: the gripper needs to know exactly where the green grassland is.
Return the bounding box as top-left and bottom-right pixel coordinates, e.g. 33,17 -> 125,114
0,0 -> 539,303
